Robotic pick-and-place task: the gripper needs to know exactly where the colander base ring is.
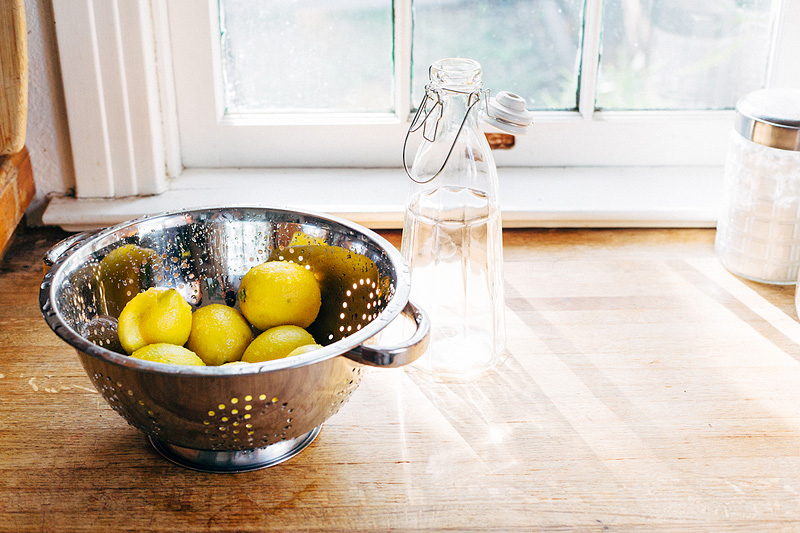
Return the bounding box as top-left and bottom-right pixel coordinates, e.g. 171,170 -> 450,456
148,425 -> 322,473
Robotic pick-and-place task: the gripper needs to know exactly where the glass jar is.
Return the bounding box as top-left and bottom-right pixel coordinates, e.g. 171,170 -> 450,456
714,88 -> 800,284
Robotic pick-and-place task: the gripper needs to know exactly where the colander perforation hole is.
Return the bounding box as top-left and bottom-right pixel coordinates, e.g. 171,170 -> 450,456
89,372 -> 164,435
201,394 -> 293,449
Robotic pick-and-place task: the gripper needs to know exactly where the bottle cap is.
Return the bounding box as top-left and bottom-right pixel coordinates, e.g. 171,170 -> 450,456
482,91 -> 533,135
735,88 -> 800,151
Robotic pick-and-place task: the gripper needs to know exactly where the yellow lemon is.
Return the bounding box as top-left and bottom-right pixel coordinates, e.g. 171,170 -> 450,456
270,242 -> 380,343
98,244 -> 158,316
186,304 -> 253,366
286,343 -> 323,357
241,325 -> 316,363
117,287 -> 192,354
130,343 -> 205,366
288,231 -> 326,247
238,261 -> 321,331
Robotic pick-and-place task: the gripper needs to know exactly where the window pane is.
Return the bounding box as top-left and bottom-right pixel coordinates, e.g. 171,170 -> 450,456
219,0 -> 394,114
597,0 -> 777,110
412,0 -> 584,111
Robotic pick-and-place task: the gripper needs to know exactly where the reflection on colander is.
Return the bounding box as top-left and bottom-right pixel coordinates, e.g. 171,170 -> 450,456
40,206 -> 429,472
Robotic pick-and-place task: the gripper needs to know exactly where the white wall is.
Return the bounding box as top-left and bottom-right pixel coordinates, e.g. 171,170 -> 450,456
23,0 -> 74,225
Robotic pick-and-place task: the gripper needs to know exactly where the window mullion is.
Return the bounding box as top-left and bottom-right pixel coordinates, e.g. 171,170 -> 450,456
577,0 -> 604,120
395,0 -> 413,120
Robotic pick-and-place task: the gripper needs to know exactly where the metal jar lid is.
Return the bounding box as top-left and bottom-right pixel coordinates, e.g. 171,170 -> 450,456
735,88 -> 800,151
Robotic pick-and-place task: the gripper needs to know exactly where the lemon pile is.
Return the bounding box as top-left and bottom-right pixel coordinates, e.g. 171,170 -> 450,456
115,259 -> 323,366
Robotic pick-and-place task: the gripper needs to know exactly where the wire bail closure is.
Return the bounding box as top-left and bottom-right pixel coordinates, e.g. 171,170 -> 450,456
402,85 -> 487,184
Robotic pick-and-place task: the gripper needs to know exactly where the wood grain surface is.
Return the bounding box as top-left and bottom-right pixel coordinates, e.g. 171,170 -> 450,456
0,0 -> 27,155
3,227 -> 800,531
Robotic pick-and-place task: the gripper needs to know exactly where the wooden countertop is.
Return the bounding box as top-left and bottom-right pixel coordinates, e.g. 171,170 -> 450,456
3,226 -> 800,531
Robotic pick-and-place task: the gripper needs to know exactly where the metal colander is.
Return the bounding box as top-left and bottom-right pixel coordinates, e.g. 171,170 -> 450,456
40,206 -> 429,472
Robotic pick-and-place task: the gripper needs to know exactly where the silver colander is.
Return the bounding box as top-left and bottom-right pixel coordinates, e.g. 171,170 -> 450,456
40,206 -> 429,472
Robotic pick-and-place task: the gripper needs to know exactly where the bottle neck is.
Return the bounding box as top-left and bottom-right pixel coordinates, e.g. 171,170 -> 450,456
438,85 -> 480,112
401,58 -> 491,186
425,84 -> 483,141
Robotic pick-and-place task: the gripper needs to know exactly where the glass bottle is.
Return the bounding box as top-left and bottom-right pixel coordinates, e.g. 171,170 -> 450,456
400,58 -> 510,379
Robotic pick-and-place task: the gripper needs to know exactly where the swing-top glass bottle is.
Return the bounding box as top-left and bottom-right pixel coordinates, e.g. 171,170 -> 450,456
401,58 -> 506,379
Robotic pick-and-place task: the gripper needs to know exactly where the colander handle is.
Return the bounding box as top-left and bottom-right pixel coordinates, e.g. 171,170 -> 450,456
42,229 -> 100,273
346,300 -> 430,368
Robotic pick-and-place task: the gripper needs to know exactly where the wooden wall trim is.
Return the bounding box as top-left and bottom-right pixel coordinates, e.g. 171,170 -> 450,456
0,146 -> 35,256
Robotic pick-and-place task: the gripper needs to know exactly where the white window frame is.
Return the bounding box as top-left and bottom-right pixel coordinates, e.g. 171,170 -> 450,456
44,0 -> 800,231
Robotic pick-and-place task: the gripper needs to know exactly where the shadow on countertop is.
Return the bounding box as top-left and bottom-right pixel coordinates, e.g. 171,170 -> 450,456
1,222 -> 72,274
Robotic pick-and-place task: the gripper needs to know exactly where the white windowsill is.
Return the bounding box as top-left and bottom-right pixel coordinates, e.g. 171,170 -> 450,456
42,166 -> 722,232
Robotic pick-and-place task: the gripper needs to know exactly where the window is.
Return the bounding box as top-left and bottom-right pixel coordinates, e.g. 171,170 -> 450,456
47,0 -> 800,229
168,0 -> 794,168
219,1 -> 396,114
597,0 -> 779,111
